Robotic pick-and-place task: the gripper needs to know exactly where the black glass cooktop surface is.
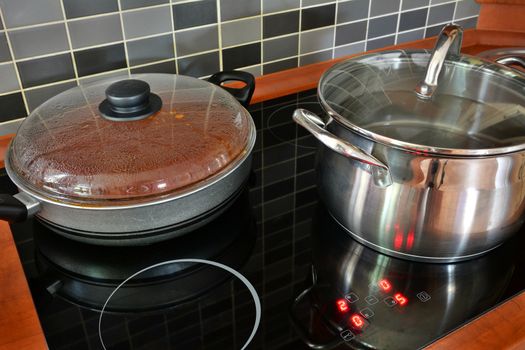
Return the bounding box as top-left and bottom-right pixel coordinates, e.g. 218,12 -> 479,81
6,89 -> 525,350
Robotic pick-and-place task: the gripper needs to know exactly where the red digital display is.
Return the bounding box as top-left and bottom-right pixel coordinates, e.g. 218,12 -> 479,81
350,314 -> 365,329
337,299 -> 349,312
378,279 -> 392,292
394,293 -> 408,306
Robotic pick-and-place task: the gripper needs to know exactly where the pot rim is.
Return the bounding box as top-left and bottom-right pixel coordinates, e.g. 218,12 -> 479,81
5,111 -> 256,210
318,49 -> 525,157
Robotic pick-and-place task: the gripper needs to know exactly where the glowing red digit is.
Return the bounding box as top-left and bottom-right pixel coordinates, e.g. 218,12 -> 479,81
394,293 -> 408,306
350,314 -> 364,328
378,279 -> 392,292
337,299 -> 349,312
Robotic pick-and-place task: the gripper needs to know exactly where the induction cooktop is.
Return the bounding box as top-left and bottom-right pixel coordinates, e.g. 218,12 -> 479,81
6,89 -> 525,350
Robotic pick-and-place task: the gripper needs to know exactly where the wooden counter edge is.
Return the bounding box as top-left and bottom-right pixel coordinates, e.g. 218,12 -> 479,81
1,29 -> 525,349
427,290 -> 525,350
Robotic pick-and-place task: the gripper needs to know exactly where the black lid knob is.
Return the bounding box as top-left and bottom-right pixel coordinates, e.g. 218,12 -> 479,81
99,79 -> 162,121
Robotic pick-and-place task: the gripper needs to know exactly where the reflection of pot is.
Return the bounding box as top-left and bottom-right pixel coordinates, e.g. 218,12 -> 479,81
290,205 -> 517,349
0,71 -> 256,245
34,187 -> 255,313
293,24 -> 525,262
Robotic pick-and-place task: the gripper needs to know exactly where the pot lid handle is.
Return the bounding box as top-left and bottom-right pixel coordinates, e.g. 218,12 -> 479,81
99,79 -> 162,121
414,23 -> 463,99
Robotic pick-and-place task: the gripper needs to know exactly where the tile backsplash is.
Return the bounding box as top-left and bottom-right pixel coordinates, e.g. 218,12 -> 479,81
0,0 -> 479,124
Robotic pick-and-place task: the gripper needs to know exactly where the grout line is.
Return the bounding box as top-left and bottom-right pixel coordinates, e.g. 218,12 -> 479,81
364,0 -> 372,51
77,68 -> 129,82
169,0 -> 179,74
178,48 -> 220,60
297,0 -> 303,66
395,0 -> 403,45
14,50 -> 73,63
58,0 -> 80,87
331,1 -> 339,59
452,0 -> 459,22
216,0 -> 224,71
130,57 -> 176,70
0,8 -> 29,115
260,0 -> 264,72
423,1 -> 432,37
116,0 -> 132,76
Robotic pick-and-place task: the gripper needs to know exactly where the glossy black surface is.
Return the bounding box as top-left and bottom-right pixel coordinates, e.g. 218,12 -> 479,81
7,89 -> 525,350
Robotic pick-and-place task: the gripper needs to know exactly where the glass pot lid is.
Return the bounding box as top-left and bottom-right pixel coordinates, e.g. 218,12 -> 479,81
8,74 -> 254,205
319,50 -> 525,156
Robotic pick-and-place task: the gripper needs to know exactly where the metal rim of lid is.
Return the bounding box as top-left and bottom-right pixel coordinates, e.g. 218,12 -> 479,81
318,49 -> 525,157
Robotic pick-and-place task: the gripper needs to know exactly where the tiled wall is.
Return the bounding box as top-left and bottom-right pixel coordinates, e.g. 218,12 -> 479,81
0,0 -> 480,125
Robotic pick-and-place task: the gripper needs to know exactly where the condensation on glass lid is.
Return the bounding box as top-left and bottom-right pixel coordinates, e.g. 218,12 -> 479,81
8,74 -> 252,204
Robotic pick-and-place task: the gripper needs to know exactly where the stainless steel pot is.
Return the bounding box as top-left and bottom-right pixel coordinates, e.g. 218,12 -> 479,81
294,24 -> 525,262
0,71 -> 256,245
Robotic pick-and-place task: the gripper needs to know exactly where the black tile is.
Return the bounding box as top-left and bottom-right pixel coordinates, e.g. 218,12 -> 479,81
335,20 -> 367,46
17,54 -> 75,88
296,170 -> 315,190
0,16 -> 3,30
74,43 -> 126,76
425,24 -> 443,38
63,0 -> 118,18
264,178 -> 294,201
178,51 -> 220,78
0,33 -> 12,62
297,153 -> 315,173
399,8 -> 428,32
263,57 -> 298,74
295,186 -> 318,204
263,11 -> 300,39
121,0 -> 168,10
368,14 -> 398,39
0,93 -> 27,121
264,142 -> 295,166
131,60 -> 176,74
301,4 -> 336,31
173,0 -> 217,30
222,42 -> 261,71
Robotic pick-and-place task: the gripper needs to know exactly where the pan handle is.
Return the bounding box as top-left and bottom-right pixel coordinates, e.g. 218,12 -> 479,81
293,108 -> 392,187
208,71 -> 256,108
496,56 -> 525,70
0,193 -> 40,223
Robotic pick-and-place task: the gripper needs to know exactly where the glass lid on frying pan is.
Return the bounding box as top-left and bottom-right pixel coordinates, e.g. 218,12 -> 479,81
319,47 -> 525,156
7,73 -> 255,205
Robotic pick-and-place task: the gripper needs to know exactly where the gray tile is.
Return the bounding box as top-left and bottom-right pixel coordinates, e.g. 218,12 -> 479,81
334,41 -> 365,58
127,34 -> 174,66
240,65 -> 262,77
0,33 -> 10,62
263,57 -> 298,74
220,0 -> 260,21
17,54 -> 75,88
300,27 -> 334,54
263,35 -> 298,62
130,60 -> 176,74
122,6 -> 172,39
455,0 -> 480,19
402,0 -> 429,10
337,0 -> 370,23
121,0 -> 168,10
367,35 -> 395,50
0,0 -> 62,28
300,49 -> 332,66
63,0 -> 118,19
425,24 -> 443,38
430,0 -> 451,4
221,17 -> 261,48
370,0 -> 400,16
0,16 -> 3,30
263,0 -> 300,14
0,63 -> 19,93
397,28 -> 425,43
368,14 -> 398,39
303,0 -> 334,6
9,23 -> 69,59
25,81 -> 77,112
68,14 -> 122,49
335,20 -> 367,46
178,51 -> 220,77
399,8 -> 427,31
175,25 -> 218,57
427,3 -> 455,25
456,16 -> 478,29
79,70 -> 128,85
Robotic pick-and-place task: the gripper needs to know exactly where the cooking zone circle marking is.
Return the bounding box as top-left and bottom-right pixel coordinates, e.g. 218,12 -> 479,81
98,259 -> 261,350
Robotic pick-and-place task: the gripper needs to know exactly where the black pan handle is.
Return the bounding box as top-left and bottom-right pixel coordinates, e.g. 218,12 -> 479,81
208,71 -> 256,108
0,194 -> 28,222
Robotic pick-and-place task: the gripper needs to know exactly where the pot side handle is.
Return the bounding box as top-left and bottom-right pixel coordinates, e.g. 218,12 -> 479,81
0,193 -> 40,223
208,71 -> 255,108
293,108 -> 392,187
